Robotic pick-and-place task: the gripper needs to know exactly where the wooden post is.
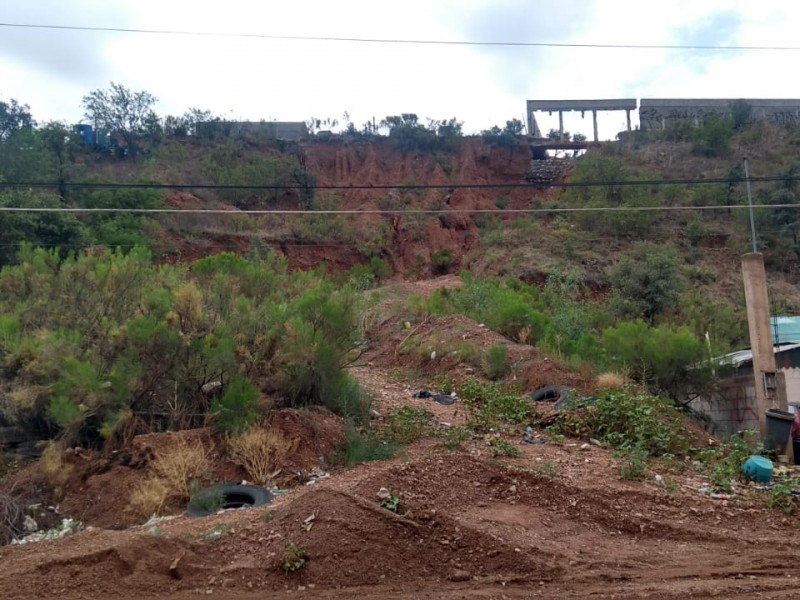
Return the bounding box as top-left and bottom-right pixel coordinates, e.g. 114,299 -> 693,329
741,253 -> 777,436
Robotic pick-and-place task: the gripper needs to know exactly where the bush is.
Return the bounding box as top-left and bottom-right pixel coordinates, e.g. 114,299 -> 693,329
608,243 -> 682,323
211,377 -> 263,435
692,117 -> 734,157
386,405 -> 433,444
482,344 -> 509,380
554,389 -> 691,456
488,438 -> 521,457
458,378 -> 530,432
336,423 -> 396,467
228,427 -> 295,485
601,321 -> 710,400
431,249 -> 453,274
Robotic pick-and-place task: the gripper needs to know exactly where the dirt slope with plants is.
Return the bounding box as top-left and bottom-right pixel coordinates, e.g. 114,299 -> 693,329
5,115 -> 800,598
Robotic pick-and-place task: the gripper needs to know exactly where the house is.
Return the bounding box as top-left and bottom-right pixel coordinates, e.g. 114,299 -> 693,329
689,317 -> 800,437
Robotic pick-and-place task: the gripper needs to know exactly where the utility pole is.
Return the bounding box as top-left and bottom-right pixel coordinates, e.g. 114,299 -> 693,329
741,158 -> 778,437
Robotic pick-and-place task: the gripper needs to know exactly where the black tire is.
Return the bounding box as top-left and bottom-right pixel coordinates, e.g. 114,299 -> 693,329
187,484 -> 272,518
528,385 -> 571,404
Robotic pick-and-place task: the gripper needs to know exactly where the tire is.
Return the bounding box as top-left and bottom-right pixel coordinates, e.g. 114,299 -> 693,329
528,385 -> 571,404
187,484 -> 272,518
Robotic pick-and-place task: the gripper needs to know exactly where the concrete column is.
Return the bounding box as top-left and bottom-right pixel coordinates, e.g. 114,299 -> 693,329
592,110 -> 598,142
626,110 -> 631,133
742,253 -> 777,436
558,111 -> 564,140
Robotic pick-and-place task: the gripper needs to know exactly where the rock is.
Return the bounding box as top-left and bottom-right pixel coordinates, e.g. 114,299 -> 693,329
579,443 -> 590,451
448,569 -> 471,582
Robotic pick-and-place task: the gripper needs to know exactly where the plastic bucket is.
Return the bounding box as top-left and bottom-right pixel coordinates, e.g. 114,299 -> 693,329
741,455 -> 773,483
764,408 -> 794,454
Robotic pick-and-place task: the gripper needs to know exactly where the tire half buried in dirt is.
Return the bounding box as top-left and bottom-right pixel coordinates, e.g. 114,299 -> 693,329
187,484 -> 272,517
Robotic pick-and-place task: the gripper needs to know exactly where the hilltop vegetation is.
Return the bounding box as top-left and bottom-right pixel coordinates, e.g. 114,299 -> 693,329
3,89 -> 800,447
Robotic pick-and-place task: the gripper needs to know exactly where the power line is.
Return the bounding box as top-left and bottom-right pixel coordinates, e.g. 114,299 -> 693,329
0,22 -> 797,51
1,203 -> 799,215
0,174 -> 796,191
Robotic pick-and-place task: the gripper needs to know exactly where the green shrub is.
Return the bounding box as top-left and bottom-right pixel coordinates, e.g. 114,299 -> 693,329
488,438 -> 521,458
189,482 -> 225,514
431,249 -> 453,274
386,405 -> 433,444
482,344 -> 509,380
692,117 -> 734,157
608,243 -> 682,323
458,378 -> 530,432
336,423 -> 396,467
283,542 -> 309,573
554,389 -> 691,457
437,425 -> 472,451
619,448 -> 648,480
211,377 -> 262,435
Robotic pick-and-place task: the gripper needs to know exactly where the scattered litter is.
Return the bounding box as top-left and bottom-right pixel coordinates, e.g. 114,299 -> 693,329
144,514 -> 178,527
12,518 -> 83,545
522,426 -> 545,445
377,487 -> 392,501
303,513 -> 317,531
23,515 -> 37,533
710,493 -> 735,500
413,390 -> 458,405
305,467 -> 330,486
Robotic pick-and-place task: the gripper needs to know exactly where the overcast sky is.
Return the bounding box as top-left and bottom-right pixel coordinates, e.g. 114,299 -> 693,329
2,0 -> 800,139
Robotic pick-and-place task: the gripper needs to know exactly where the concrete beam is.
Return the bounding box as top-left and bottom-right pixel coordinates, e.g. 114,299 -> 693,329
527,99 -> 637,112
641,98 -> 800,110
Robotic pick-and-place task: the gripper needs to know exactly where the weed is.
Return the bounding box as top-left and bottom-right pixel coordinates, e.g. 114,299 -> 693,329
150,440 -> 208,499
283,541 -> 309,573
535,461 -> 560,479
663,477 -> 679,497
38,442 -> 71,499
227,427 -> 295,486
437,426 -> 472,451
335,423 -> 396,467
189,483 -> 225,515
768,480 -> 796,514
696,431 -> 757,492
619,448 -> 648,481
262,509 -> 276,523
488,438 -> 522,458
553,389 -> 691,457
199,523 -> 232,541
482,344 -> 509,380
381,494 -> 401,513
129,477 -> 170,517
458,378 -> 530,433
386,405 -> 433,444
595,371 -> 627,391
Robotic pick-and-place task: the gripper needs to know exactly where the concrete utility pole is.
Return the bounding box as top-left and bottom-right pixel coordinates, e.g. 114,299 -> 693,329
741,253 -> 777,436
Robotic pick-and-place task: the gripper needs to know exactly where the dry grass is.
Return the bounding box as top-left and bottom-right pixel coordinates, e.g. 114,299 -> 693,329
38,442 -> 71,499
149,439 -> 207,499
228,427 -> 295,486
127,439 -> 208,519
128,478 -> 169,518
0,492 -> 24,545
596,371 -> 628,392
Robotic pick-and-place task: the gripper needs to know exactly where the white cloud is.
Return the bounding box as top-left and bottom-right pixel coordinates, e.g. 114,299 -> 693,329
1,0 -> 799,136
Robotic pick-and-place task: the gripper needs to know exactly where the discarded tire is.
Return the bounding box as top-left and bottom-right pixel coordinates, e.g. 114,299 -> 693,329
187,484 -> 272,518
528,385 -> 572,404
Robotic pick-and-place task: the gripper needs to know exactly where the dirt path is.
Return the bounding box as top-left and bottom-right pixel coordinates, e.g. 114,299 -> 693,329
2,364 -> 800,599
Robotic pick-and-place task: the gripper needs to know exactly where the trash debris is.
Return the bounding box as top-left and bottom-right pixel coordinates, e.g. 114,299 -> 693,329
412,390 -> 458,405
12,518 -> 83,545
377,487 -> 392,501
710,493 -> 735,500
742,455 -> 773,484
305,467 -> 330,485
522,426 -> 545,445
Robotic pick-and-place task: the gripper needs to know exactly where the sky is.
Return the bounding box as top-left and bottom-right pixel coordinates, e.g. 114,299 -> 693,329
2,0 -> 800,140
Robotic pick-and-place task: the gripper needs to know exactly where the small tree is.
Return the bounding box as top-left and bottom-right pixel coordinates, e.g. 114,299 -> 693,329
609,243 -> 683,323
0,99 -> 34,140
729,99 -> 753,131
82,82 -> 159,158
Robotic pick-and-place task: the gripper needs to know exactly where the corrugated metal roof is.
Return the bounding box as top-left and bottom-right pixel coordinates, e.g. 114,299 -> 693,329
717,342 -> 800,369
